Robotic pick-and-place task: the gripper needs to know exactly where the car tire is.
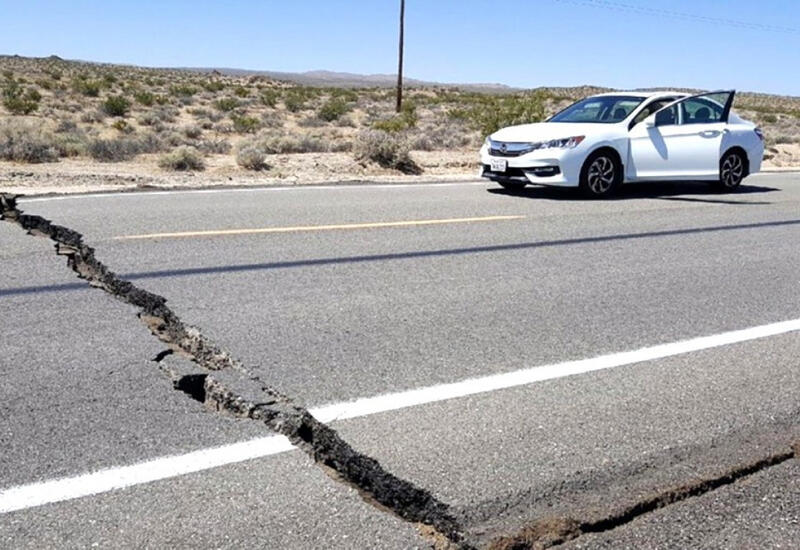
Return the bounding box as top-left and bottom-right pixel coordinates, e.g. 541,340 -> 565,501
713,150 -> 746,191
497,181 -> 527,191
580,151 -> 621,198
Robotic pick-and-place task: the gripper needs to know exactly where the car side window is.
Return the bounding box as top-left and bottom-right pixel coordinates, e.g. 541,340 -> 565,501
680,98 -> 724,124
633,98 -> 674,125
654,104 -> 678,126
676,92 -> 733,125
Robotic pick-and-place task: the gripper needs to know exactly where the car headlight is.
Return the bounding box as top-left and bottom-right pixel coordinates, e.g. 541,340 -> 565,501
545,136 -> 585,149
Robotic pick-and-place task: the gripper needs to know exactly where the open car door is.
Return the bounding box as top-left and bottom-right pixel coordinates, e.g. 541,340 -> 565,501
628,90 -> 735,180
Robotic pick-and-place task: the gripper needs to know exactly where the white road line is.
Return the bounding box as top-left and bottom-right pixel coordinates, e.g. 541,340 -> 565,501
19,181 -> 487,202
2,317 -> 799,514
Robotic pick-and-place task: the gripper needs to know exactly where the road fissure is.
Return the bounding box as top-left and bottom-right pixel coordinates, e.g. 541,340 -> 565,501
0,193 -> 471,548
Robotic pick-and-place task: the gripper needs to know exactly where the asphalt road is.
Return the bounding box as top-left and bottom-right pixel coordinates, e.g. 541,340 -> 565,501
2,175 -> 799,548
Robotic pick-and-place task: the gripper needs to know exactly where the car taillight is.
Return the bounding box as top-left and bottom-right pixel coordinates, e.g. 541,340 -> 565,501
754,127 -> 764,141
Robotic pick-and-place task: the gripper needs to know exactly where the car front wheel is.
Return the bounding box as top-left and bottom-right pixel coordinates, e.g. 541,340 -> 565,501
580,152 -> 621,198
715,150 -> 746,190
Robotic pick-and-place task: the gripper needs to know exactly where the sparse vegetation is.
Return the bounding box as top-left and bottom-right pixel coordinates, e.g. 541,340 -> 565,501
158,146 -> 205,171
236,145 -> 268,170
0,55 -> 798,174
2,79 -> 41,115
102,95 -> 131,117
353,130 -> 420,174
0,119 -> 59,162
318,97 -> 351,122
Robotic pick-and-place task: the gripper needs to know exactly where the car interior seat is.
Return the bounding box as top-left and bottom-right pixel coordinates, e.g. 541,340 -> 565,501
613,107 -> 627,120
694,107 -> 711,122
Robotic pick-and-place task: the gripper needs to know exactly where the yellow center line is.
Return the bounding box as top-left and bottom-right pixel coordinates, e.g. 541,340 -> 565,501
113,215 -> 527,240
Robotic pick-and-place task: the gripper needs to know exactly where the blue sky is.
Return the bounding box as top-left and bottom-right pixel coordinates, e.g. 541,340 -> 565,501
1,0 -> 799,95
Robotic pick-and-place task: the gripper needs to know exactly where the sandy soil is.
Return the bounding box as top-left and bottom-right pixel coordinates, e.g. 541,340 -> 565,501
1,147 -> 798,196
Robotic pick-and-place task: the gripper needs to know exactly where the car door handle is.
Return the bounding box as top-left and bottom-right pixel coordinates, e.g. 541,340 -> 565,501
699,130 -> 721,138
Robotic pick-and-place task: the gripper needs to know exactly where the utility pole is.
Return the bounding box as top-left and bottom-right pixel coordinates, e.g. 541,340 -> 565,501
396,0 -> 405,113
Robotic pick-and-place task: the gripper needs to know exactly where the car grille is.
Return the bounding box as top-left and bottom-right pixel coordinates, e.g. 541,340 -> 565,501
489,141 -> 532,157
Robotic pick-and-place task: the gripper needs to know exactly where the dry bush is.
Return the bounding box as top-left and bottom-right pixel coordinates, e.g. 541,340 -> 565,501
158,146 -> 205,171
236,145 -> 268,170
0,118 -> 59,162
353,130 -> 420,174
196,138 -> 231,155
87,133 -> 163,162
182,125 -> 202,139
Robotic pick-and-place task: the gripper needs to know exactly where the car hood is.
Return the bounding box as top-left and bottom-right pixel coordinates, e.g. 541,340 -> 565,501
490,122 -> 613,142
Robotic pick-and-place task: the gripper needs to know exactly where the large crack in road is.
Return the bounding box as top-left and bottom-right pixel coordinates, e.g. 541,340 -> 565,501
3,191 -> 798,549
0,193 -> 469,549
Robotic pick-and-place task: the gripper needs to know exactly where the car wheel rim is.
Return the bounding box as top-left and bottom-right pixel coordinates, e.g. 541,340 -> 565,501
587,156 -> 615,194
721,154 -> 744,187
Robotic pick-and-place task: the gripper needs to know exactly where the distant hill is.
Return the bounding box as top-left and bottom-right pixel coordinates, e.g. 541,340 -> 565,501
179,67 -> 519,92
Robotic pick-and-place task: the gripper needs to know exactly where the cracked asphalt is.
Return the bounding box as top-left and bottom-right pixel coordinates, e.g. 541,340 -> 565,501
2,175 -> 800,548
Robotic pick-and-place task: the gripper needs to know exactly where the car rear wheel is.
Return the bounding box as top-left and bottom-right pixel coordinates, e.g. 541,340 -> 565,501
714,150 -> 746,191
580,152 -> 621,198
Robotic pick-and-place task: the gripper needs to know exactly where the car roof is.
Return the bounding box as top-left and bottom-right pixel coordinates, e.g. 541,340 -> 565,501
589,90 -> 687,99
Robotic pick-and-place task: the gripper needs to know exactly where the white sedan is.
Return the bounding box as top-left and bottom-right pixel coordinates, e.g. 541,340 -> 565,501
480,90 -> 764,197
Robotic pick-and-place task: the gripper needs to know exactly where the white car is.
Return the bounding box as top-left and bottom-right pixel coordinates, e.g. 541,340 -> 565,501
480,90 -> 764,197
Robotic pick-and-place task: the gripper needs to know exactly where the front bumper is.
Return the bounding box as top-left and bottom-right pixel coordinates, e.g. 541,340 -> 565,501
479,145 -> 582,187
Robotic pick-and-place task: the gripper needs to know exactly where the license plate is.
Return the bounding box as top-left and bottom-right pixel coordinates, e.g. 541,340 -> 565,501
490,158 -> 507,172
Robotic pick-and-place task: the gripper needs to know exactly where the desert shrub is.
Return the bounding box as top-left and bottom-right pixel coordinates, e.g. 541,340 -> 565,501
0,119 -> 59,162
337,115 -> 356,128
284,92 -> 307,112
317,97 -> 351,122
72,78 -> 101,97
87,137 -> 140,161
202,80 -> 225,92
169,84 -> 198,97
214,97 -> 240,112
87,133 -> 163,162
134,90 -> 155,106
240,132 -> 328,154
298,116 -> 326,128
138,106 -> 177,125
80,109 -> 106,123
353,130 -> 420,174
236,145 -> 268,170
329,139 -> 353,152
158,146 -> 205,171
2,79 -> 40,115
260,90 -> 279,107
55,119 -> 79,133
329,88 -> 359,102
449,91 -> 546,135
163,131 -> 185,147
409,118 -> 475,150
196,138 -> 231,155
231,114 -> 260,133
111,119 -> 133,133
261,111 -> 284,128
182,125 -> 202,139
53,131 -> 88,157
372,101 -> 417,132
102,95 -> 131,117
760,113 -> 778,124
233,86 -> 250,98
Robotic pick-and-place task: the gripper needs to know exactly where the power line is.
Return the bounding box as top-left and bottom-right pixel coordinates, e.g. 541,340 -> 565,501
553,0 -> 800,34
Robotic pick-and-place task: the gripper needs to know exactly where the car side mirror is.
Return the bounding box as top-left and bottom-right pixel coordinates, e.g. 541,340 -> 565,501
644,114 -> 656,128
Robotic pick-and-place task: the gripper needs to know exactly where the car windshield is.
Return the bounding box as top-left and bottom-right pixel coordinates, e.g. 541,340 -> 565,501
549,95 -> 645,123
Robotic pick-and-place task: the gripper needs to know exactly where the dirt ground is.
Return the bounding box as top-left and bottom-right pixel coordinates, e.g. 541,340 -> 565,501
1,146 -> 798,196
